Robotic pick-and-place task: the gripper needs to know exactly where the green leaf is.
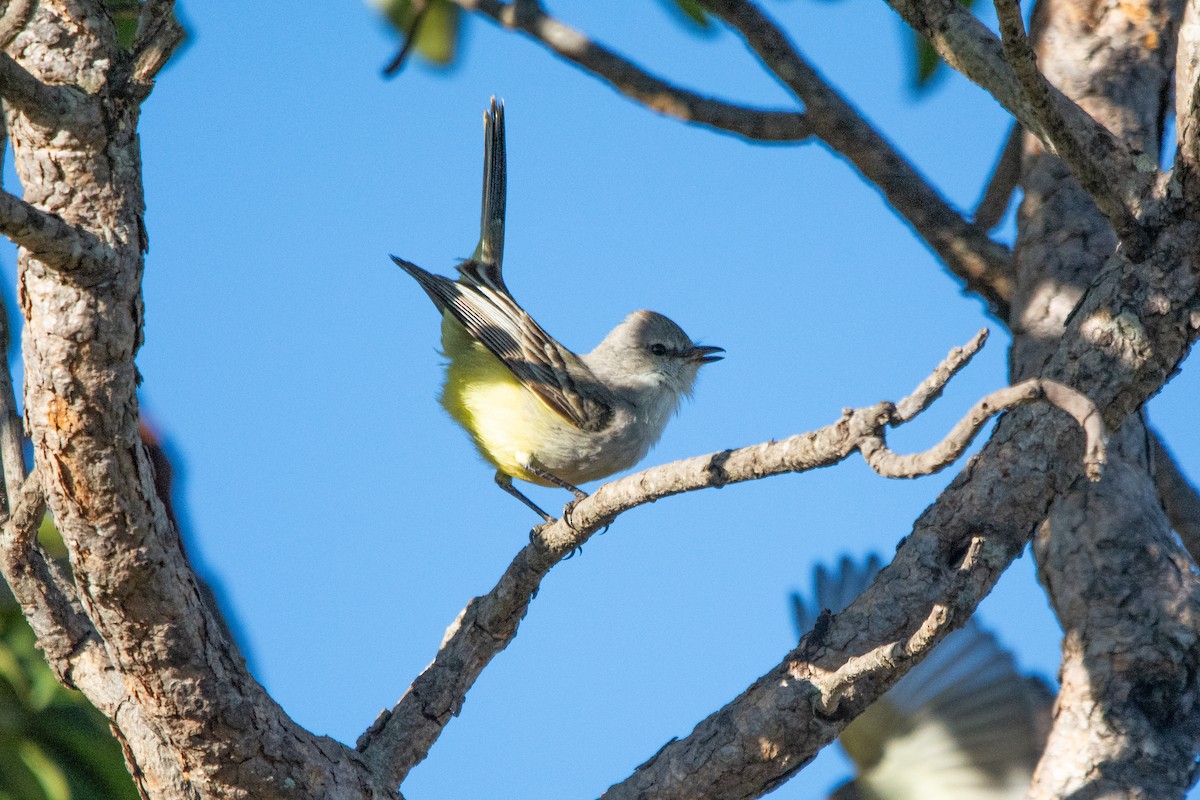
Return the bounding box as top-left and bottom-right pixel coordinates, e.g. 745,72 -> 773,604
20,741 -> 71,800
415,1 -> 460,66
1,598 -> 140,799
104,0 -> 142,50
37,514 -> 67,560
373,0 -> 462,67
663,0 -> 715,32
913,31 -> 942,86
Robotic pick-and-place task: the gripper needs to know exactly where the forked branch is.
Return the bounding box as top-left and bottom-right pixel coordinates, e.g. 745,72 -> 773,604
453,0 -> 811,142
446,0 -> 1013,316
991,0 -> 1148,256
355,329 -> 1109,786
696,0 -> 1014,316
881,0 -> 1154,239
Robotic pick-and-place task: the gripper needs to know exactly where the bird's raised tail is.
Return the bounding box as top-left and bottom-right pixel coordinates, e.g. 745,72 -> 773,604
472,97 -> 506,268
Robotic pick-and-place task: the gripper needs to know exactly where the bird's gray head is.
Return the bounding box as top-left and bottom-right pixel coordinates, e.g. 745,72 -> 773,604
585,310 -> 723,397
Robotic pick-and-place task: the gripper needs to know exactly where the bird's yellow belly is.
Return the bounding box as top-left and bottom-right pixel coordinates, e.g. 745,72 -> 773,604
438,316 -> 588,486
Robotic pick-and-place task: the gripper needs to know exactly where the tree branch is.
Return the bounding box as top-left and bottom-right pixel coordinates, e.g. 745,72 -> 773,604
355,331 -> 1107,786
594,197 -> 1200,797
992,0 -> 1149,256
1151,431 -> 1200,563
452,0 -> 811,142
449,0 -> 1014,314
1030,432 -> 1200,799
973,122 -> 1022,231
129,0 -> 185,88
0,288 -> 25,515
0,187 -> 117,273
0,472 -> 111,686
0,0 -> 35,52
880,0 -> 1155,236
694,0 -> 1014,318
0,51 -> 83,126
862,378 -> 1107,479
893,328 -> 988,421
1174,0 -> 1200,210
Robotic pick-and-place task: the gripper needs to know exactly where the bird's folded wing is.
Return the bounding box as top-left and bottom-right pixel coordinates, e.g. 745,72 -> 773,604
393,256 -> 613,432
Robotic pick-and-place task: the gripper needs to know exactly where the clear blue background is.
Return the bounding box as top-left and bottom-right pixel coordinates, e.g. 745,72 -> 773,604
10,1 -> 1200,797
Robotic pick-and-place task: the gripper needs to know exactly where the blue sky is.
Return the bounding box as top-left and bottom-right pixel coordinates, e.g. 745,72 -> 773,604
8,1 -> 1199,797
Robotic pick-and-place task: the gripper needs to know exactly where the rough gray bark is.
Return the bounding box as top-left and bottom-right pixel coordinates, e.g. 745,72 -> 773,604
1012,0 -> 1200,795
0,2 -> 393,798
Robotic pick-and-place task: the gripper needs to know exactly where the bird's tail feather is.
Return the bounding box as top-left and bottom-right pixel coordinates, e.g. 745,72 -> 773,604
472,97 -> 506,268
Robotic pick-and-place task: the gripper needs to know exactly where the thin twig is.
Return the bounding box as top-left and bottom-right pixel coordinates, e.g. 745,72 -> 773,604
382,2 -> 431,76
451,0 -> 812,143
694,0 -> 1014,318
0,187 -> 117,273
1151,432 -> 1200,563
0,289 -> 25,516
355,331 -> 1107,785
974,122 -> 1022,231
991,0 -> 1149,257
894,328 -> 989,422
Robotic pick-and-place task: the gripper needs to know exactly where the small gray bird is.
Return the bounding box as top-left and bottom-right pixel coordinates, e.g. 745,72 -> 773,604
792,555 -> 1053,800
392,100 -> 722,520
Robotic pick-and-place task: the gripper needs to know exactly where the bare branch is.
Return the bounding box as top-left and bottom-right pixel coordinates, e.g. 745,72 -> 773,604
974,122 -> 1022,230
992,0 -> 1149,256
0,52 -> 80,127
355,333 -> 1107,785
0,187 -> 117,272
129,0 -> 185,88
448,0 -> 812,143
865,378 -> 1107,480
1151,432 -> 1200,563
893,328 -> 988,422
0,0 -> 35,51
694,0 -> 1014,317
1174,0 -> 1200,207
0,290 -> 25,515
0,472 -> 112,685
879,0 -> 1155,236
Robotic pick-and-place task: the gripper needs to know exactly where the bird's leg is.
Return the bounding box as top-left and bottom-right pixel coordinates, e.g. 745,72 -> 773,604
520,460 -> 590,554
522,460 -> 588,500
494,471 -> 554,523
522,459 -> 590,534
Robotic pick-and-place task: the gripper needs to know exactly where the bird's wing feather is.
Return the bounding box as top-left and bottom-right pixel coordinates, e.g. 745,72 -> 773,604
393,256 -> 613,431
793,556 -> 1052,800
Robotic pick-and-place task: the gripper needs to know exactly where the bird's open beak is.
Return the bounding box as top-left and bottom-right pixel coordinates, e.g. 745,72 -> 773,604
687,344 -> 725,365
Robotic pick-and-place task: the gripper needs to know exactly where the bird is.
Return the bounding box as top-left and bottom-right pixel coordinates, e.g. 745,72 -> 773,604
792,555 -> 1053,800
392,99 -> 723,521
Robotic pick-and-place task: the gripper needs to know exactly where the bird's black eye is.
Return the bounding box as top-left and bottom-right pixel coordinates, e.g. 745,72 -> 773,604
649,343 -> 668,357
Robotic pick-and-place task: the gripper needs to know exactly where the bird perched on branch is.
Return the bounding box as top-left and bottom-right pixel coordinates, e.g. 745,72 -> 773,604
392,99 -> 722,521
792,555 -> 1053,800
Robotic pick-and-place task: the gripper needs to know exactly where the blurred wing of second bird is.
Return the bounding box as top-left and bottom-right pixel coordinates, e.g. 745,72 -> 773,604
791,555 -> 1054,800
